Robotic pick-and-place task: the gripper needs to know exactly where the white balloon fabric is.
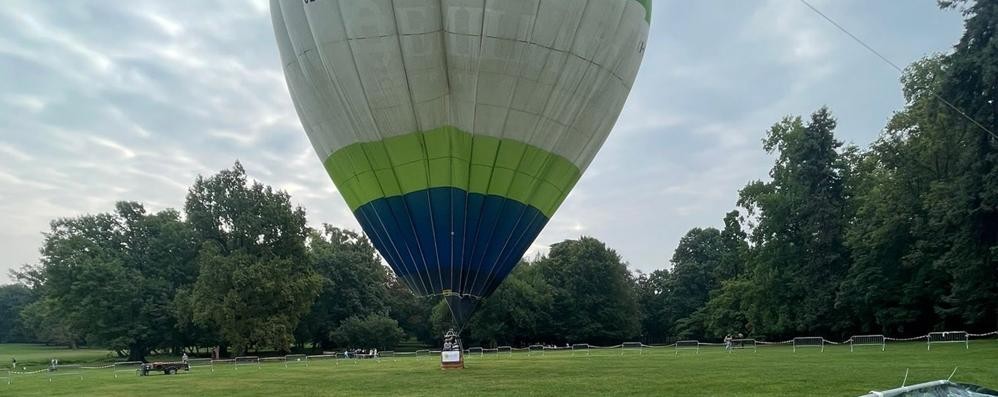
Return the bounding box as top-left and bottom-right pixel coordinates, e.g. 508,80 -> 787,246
271,0 -> 650,322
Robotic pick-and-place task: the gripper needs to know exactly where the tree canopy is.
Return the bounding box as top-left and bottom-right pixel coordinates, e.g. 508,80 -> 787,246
1,1 -> 995,355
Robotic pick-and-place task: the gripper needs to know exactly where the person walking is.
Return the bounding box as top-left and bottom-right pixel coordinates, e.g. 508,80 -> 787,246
724,334 -> 733,353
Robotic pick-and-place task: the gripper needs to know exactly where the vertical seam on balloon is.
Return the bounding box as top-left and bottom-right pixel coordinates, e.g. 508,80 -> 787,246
476,0 -> 570,295
333,0 -> 435,295
514,0 -> 587,215
475,0 -> 590,290
484,211 -> 544,297
435,1 -> 457,298
463,0 -> 510,299
290,1 -> 419,292
467,0 -> 544,298
461,0 -> 499,298
570,3 -> 634,170
459,0 -> 492,299
389,0 -> 445,294
442,6 -> 474,299
318,0 -> 430,295
354,207 -> 415,293
518,0 -> 618,222
337,2 -> 430,291
296,1 -> 430,293
290,1 -> 423,294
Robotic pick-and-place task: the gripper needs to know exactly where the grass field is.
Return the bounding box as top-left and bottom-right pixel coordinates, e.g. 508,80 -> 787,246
2,341 -> 997,396
1,344 -> 116,366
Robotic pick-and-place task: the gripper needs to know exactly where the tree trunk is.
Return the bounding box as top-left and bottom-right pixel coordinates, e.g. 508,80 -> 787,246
127,343 -> 147,362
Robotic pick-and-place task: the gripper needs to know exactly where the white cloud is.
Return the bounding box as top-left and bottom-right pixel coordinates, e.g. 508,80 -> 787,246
0,143 -> 33,161
3,95 -> 46,113
0,0 -> 966,281
87,136 -> 137,159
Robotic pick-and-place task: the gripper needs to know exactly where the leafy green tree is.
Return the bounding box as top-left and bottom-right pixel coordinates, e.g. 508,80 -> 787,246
664,228 -> 728,339
836,58 -> 953,335
0,284 -> 35,342
384,277 -> 436,346
24,202 -> 196,360
635,269 -> 673,343
716,210 -> 750,281
331,314 -> 404,350
737,108 -> 853,338
839,0 -> 998,333
467,263 -> 555,347
699,278 -> 754,338
535,237 -> 640,344
18,298 -> 81,348
186,163 -> 321,355
297,226 -> 389,349
932,0 -> 998,329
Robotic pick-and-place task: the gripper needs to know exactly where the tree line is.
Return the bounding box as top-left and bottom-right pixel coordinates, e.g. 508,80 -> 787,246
0,0 -> 994,360
635,0 -> 997,342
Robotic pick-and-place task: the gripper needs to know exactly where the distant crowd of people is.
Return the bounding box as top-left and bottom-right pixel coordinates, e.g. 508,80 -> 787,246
342,348 -> 378,359
723,333 -> 746,352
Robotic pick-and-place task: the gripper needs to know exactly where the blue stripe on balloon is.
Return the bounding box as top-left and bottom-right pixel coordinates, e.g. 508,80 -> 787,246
353,187 -> 549,298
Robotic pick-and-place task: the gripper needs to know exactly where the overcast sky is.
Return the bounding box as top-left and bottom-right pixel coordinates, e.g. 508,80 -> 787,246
0,1 -> 966,283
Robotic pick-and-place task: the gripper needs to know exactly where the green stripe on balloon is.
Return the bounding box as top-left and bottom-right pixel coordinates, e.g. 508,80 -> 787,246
323,126 -> 582,218
635,0 -> 652,23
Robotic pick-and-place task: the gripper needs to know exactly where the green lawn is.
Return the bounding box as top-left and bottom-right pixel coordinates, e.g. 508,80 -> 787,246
0,344 -> 117,367
2,341 -> 996,396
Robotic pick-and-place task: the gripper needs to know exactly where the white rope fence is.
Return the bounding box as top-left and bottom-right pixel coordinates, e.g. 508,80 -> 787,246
1,330 -> 994,385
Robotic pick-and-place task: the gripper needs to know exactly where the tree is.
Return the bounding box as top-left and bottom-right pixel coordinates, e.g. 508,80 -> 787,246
534,237 -> 640,344
384,276 -> 436,346
24,202 -> 197,360
466,262 -> 555,347
0,284 -> 35,343
737,108 -> 853,338
636,219 -> 748,341
663,228 -> 728,339
837,0 -> 998,334
932,0 -> 998,330
836,59 -> 952,334
635,269 -> 673,343
186,163 -> 321,355
297,226 -> 389,349
18,298 -> 81,348
331,314 -> 404,350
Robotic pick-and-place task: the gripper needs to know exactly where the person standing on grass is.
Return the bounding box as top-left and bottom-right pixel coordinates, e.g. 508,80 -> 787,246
724,334 -> 733,352
182,352 -> 188,364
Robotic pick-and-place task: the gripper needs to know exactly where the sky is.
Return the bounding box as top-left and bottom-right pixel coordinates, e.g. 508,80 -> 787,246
0,1 -> 967,283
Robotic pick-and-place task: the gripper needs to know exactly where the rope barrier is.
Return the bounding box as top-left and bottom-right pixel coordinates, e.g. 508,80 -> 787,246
885,335 -> 929,341
79,364 -> 116,369
9,369 -> 49,375
1,330 -> 992,377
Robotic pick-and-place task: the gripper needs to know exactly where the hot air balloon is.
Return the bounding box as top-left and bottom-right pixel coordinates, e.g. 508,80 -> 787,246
271,0 -> 651,330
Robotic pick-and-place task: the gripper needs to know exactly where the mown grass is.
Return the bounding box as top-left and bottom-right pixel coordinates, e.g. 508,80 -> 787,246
2,340 -> 996,396
0,344 -> 116,367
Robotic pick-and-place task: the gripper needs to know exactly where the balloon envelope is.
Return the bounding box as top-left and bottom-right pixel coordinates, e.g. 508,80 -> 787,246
271,0 -> 650,324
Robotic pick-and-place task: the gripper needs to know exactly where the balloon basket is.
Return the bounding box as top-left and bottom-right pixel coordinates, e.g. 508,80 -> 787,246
440,350 -> 464,370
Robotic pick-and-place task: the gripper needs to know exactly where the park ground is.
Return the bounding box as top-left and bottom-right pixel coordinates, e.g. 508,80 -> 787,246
1,340 -> 997,396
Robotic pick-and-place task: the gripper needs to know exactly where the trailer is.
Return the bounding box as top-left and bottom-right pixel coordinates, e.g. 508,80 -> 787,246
138,362 -> 190,376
